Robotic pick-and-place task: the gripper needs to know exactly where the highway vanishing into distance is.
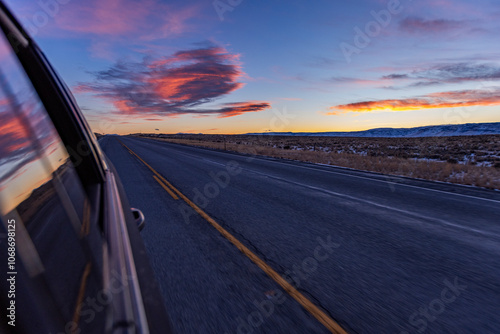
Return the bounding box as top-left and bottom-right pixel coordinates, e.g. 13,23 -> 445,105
100,135 -> 500,334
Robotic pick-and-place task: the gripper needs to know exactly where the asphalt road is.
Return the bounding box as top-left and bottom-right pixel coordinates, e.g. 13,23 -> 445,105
99,135 -> 500,334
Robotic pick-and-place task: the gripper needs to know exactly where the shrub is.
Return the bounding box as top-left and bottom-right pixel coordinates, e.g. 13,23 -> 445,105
141,134 -> 500,189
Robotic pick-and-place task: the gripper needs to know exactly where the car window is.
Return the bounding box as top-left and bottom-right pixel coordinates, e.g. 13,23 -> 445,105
0,27 -> 101,327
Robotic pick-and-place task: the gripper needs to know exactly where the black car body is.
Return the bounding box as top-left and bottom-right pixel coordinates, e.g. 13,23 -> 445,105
0,2 -> 172,333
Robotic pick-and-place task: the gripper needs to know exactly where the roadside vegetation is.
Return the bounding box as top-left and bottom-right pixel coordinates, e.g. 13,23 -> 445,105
133,133 -> 500,190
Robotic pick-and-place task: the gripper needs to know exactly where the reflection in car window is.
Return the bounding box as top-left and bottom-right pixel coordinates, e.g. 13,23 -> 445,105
0,28 -> 101,328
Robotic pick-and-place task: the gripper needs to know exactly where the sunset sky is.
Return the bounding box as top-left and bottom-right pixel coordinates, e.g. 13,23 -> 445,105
5,0 -> 500,134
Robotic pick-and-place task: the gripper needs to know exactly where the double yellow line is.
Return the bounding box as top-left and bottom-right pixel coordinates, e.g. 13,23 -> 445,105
120,141 -> 179,200
119,140 -> 348,334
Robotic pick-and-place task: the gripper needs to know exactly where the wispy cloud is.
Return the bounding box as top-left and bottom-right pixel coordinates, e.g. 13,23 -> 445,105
76,43 -> 271,118
329,87 -> 500,114
328,77 -> 387,87
54,0 -> 198,39
399,16 -> 465,33
382,63 -> 500,88
8,0 -> 201,59
55,0 -> 150,35
382,74 -> 410,80
319,63 -> 500,90
216,102 -> 272,118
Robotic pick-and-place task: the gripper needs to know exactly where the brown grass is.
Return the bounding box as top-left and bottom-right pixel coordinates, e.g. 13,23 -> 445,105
133,134 -> 500,190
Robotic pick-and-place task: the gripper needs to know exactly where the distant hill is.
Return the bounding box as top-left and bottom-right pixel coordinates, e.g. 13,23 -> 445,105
246,122 -> 500,138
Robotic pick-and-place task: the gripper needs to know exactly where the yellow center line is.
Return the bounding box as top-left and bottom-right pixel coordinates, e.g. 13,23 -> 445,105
118,140 -> 347,334
153,175 -> 179,200
119,141 -> 180,197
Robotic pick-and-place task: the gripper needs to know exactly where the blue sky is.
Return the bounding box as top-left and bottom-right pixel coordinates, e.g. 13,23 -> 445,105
5,0 -> 500,134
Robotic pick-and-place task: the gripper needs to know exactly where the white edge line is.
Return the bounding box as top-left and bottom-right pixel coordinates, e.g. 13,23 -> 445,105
134,137 -> 500,204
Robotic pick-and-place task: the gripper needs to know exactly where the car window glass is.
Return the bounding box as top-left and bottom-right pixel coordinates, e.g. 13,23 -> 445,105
0,28 -> 100,327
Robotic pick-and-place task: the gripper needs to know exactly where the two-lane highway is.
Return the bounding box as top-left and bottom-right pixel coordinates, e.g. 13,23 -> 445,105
100,135 -> 500,334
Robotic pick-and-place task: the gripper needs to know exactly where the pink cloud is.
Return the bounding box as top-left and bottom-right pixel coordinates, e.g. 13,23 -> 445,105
55,0 -> 151,35
53,0 -> 198,39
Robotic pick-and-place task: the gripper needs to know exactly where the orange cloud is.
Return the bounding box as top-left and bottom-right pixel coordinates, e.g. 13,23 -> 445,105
217,102 -> 272,118
77,44 -> 270,118
329,88 -> 500,114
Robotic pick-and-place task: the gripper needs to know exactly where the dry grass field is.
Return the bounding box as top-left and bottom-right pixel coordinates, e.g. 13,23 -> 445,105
134,133 -> 500,190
